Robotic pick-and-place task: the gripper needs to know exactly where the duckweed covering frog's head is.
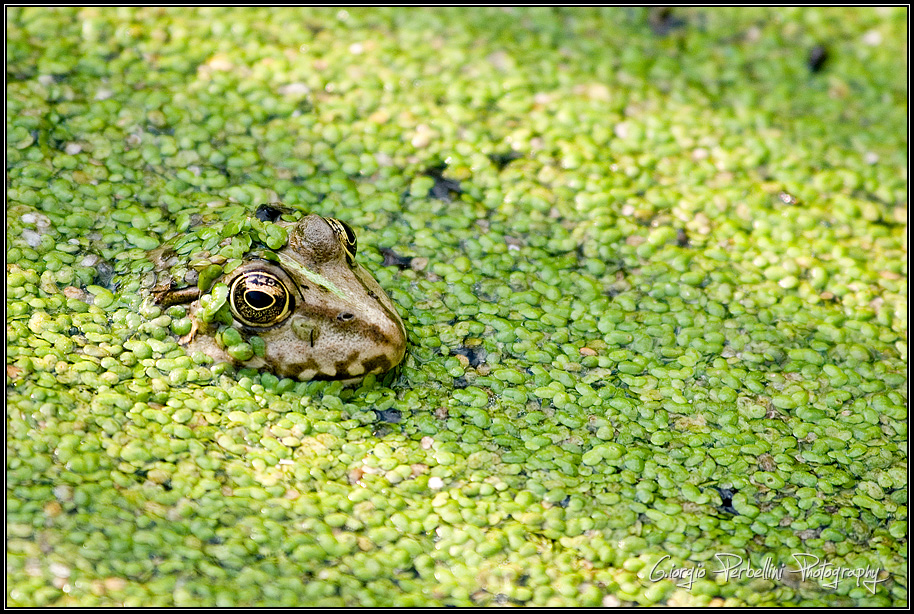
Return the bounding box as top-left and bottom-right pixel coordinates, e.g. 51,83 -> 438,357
149,204 -> 406,382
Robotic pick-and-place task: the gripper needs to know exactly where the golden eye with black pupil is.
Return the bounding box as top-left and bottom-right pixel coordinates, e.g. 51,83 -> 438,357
229,271 -> 293,327
325,217 -> 358,264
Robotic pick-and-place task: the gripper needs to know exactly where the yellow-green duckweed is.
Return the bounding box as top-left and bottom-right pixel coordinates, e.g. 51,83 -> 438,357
7,7 -> 907,607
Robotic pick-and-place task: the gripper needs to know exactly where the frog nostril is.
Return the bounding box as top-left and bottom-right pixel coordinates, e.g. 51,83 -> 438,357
338,312 -> 354,322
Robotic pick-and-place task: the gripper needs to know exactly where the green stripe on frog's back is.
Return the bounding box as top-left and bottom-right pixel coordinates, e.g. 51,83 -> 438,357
277,252 -> 348,300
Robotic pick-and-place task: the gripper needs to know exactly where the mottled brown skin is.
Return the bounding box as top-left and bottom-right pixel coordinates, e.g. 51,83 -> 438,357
181,214 -> 406,382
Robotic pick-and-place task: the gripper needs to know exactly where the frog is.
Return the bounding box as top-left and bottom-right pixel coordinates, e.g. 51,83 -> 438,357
149,204 -> 406,382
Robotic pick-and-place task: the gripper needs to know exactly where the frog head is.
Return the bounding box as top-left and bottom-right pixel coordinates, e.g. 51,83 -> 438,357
150,204 -> 406,382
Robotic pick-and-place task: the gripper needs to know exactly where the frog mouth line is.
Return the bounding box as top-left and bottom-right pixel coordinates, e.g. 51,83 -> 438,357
281,351 -> 395,381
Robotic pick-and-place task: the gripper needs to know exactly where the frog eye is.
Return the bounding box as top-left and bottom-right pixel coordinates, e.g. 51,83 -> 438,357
228,271 -> 293,327
325,217 -> 358,264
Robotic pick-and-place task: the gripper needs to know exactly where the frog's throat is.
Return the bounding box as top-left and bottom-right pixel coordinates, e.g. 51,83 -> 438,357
277,252 -> 347,300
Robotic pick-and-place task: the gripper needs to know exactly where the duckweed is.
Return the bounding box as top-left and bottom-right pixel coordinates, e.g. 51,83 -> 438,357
7,6 -> 906,608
